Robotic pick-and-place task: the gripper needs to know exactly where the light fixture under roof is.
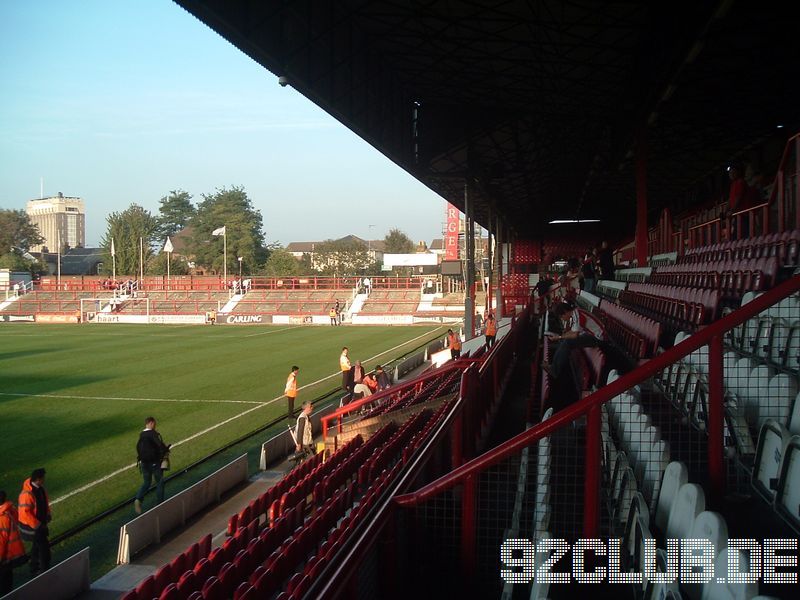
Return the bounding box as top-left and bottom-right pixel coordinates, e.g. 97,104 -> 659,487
548,219 -> 601,224
777,124 -> 784,129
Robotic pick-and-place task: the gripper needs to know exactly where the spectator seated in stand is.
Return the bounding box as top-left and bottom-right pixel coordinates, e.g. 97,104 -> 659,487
542,301 -> 610,383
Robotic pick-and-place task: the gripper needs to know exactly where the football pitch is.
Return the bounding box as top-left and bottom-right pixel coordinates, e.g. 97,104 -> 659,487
0,323 -> 446,536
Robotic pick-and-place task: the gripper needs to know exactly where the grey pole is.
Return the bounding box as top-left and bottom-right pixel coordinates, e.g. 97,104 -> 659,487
464,180 -> 474,339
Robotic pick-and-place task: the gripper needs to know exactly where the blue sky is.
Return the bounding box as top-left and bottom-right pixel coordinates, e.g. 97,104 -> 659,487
0,0 -> 447,247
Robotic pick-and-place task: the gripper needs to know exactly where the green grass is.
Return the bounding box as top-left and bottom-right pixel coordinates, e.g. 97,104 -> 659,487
0,323 -> 446,537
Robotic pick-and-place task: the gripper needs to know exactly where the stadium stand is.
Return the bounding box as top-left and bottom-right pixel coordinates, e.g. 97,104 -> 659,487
8,4 -> 800,599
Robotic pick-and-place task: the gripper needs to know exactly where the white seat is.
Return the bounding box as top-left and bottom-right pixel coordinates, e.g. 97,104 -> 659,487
616,400 -> 642,439
759,374 -> 798,430
769,319 -> 791,367
613,467 -> 637,535
744,365 -> 772,429
684,511 -> 730,600
666,483 -> 705,540
641,440 -> 670,513
752,419 -> 789,502
775,435 -> 800,531
700,547 -> 759,600
788,392 -> 800,436
768,294 -> 800,324
728,357 -> 756,398
690,345 -> 710,376
631,424 -> 660,475
624,492 -> 650,560
785,324 -> 800,373
655,461 -> 689,531
623,410 -> 651,455
753,318 -> 773,360
611,452 -> 631,504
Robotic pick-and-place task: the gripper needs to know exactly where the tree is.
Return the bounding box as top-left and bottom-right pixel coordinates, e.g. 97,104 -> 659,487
146,251 -> 190,276
99,204 -> 159,275
0,209 -> 44,253
188,186 -> 266,275
383,228 -> 415,254
262,248 -> 302,276
156,190 -> 195,239
0,209 -> 45,275
313,238 -> 370,275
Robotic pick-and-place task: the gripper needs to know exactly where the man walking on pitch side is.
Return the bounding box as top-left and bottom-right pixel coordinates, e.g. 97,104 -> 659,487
285,365 -> 299,420
135,417 -> 171,514
17,468 -> 50,577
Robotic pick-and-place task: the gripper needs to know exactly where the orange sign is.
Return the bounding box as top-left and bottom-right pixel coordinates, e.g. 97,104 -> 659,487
445,203 -> 459,260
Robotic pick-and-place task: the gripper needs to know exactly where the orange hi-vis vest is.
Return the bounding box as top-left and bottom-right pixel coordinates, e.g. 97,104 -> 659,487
485,318 -> 497,336
449,332 -> 462,350
340,353 -> 351,371
0,501 -> 26,563
18,478 -> 49,532
285,372 -> 298,398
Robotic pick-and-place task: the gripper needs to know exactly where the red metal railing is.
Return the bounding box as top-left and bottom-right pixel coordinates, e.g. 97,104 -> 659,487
320,362 -> 460,440
308,304 -> 532,599
36,275 -> 432,292
394,274 -> 800,555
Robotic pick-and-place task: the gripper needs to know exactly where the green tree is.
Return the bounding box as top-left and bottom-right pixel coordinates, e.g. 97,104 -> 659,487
262,248 -> 301,276
156,190 -> 195,238
100,204 -> 159,275
313,238 -> 370,275
146,251 -> 191,276
0,209 -> 46,274
188,186 -> 266,274
383,228 -> 415,254
0,209 -> 44,253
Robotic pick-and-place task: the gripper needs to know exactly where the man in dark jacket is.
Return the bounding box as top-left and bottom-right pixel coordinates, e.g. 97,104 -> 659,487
135,417 -> 170,514
374,365 -> 391,391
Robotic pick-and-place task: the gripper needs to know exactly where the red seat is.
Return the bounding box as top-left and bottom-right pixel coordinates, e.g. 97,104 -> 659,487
201,576 -> 223,600
153,564 -> 172,597
177,570 -> 198,598
184,542 -> 200,571
158,583 -> 180,600
119,590 -> 137,600
233,581 -> 252,600
186,592 -> 203,600
134,575 -> 155,600
169,554 -> 185,582
193,558 -> 211,583
217,562 -> 239,598
207,547 -> 226,576
198,534 -> 212,561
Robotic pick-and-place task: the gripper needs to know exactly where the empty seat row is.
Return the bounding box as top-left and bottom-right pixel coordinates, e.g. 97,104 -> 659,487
651,256 -> 780,300
621,284 -> 720,332
729,293 -> 800,374
682,229 -> 799,267
596,299 -> 661,359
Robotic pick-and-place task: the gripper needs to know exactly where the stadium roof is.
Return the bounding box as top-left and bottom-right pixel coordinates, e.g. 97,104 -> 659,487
176,0 -> 800,239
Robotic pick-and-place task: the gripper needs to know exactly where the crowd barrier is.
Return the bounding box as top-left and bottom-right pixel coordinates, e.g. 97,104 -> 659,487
1,547 -> 90,600
116,455 -> 248,564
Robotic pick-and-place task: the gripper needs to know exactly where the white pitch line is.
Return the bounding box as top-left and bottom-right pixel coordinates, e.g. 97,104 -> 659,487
48,326 -> 446,504
0,392 -> 261,405
243,326 -> 300,338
